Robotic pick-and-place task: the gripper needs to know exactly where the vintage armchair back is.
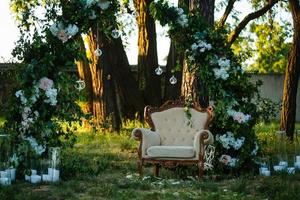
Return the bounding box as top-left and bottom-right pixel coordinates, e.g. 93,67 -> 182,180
132,99 -> 214,178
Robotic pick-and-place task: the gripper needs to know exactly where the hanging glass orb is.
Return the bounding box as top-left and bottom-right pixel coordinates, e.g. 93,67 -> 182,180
132,11 -> 138,18
94,48 -> 102,57
155,66 -> 163,75
75,79 -> 86,91
169,75 -> 177,85
111,29 -> 121,39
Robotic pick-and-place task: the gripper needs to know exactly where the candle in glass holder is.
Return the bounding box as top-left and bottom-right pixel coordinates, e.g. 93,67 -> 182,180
0,177 -> 11,186
0,171 -> 8,178
279,161 -> 288,168
31,169 -> 37,175
261,170 -> 271,176
30,175 -> 41,184
274,165 -> 284,171
287,167 -> 295,174
296,156 -> 300,163
42,174 -> 51,182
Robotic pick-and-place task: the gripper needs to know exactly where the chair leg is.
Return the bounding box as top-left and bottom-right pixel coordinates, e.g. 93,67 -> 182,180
138,160 -> 143,177
154,164 -> 160,177
198,161 -> 204,179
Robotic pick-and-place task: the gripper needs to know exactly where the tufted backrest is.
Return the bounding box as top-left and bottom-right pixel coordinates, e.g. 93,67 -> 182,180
150,107 -> 209,146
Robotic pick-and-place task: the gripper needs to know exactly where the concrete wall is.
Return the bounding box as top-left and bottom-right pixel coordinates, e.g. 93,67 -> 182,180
250,74 -> 300,122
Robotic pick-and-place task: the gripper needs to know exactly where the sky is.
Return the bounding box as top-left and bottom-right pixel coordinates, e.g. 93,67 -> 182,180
0,0 -> 291,65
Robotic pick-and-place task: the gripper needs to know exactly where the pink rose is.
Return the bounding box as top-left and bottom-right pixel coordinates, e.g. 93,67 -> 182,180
39,77 -> 53,91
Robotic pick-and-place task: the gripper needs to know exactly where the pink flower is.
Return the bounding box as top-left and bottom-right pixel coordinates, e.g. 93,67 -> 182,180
56,30 -> 69,43
39,77 -> 53,91
219,155 -> 232,165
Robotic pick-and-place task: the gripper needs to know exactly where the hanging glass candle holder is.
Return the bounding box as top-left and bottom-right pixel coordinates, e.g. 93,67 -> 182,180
111,29 -> 121,39
169,75 -> 177,85
155,66 -> 163,75
0,134 -> 11,186
94,48 -> 102,57
273,130 -> 288,172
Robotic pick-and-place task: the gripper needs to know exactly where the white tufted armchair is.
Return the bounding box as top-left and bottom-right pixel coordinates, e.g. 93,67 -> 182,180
132,100 -> 214,178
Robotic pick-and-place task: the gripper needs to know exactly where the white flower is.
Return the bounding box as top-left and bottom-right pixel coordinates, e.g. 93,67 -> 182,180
39,77 -> 54,91
44,88 -> 58,106
25,136 -> 46,155
227,109 -> 251,124
66,24 -> 79,36
213,68 -> 229,80
97,0 -> 110,10
175,7 -> 184,15
218,58 -> 230,69
228,158 -> 239,167
15,90 -> 27,105
85,0 -> 97,8
191,43 -> 198,51
34,111 -> 39,118
177,14 -> 188,27
217,132 -> 245,150
89,10 -> 97,19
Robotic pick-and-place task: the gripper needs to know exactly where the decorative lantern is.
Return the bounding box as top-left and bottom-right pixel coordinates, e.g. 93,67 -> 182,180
273,130 -> 288,172
294,130 -> 300,169
43,147 -> 60,182
0,134 -> 11,186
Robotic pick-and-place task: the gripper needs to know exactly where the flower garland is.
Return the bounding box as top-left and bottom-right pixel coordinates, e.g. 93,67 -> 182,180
149,0 -> 272,172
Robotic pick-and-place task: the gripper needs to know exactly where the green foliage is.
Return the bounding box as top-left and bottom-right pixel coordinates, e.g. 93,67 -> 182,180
247,22 -> 290,73
3,0 -> 122,171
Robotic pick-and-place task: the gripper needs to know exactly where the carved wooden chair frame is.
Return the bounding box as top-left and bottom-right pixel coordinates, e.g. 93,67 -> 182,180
133,99 -> 214,178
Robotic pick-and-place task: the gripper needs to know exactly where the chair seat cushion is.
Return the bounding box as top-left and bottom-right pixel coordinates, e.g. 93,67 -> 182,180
147,146 -> 195,158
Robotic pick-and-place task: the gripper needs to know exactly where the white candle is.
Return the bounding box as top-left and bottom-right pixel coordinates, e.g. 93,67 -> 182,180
261,170 -> 271,176
279,161 -> 288,168
274,165 -> 284,171
294,161 -> 300,169
30,175 -> 41,184
25,175 -> 30,181
296,156 -> 300,163
0,177 -> 11,186
287,167 -> 295,174
0,171 -> 8,178
31,169 -> 37,175
9,168 -> 16,181
259,167 -> 268,175
52,169 -> 60,182
42,174 -> 51,182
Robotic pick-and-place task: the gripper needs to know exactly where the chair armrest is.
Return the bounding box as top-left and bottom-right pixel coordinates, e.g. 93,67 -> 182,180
132,128 -> 161,158
194,130 -> 214,159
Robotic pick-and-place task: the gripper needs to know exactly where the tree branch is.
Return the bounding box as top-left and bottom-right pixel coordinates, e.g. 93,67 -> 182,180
218,0 -> 237,27
228,0 -> 279,45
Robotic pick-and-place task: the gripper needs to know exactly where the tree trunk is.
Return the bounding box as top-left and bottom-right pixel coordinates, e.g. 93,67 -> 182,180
108,37 -> 145,119
134,0 -> 161,106
164,42 -> 183,101
76,38 -> 93,114
181,0 -> 214,106
280,0 -> 300,140
85,29 -> 121,131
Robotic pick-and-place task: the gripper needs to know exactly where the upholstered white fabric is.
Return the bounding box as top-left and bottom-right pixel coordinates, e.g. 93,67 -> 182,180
131,128 -> 160,157
151,108 -> 208,146
147,146 -> 195,158
193,130 -> 214,159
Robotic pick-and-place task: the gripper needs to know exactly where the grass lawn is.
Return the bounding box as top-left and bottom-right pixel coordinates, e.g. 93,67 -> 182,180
1,122 -> 300,199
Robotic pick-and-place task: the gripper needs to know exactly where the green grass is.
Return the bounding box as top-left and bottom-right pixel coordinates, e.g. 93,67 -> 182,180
1,121 -> 300,199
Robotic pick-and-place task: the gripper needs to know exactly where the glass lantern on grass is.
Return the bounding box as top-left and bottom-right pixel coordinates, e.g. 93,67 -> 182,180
273,130 -> 288,172
294,130 -> 300,169
41,147 -> 60,182
258,157 -> 271,176
0,134 -> 11,186
24,146 -> 42,184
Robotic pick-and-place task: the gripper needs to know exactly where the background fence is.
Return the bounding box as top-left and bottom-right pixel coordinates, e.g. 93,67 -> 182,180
0,63 -> 299,121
